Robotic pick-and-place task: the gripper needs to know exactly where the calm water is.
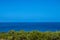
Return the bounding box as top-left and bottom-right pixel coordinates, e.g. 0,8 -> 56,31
0,22 -> 60,32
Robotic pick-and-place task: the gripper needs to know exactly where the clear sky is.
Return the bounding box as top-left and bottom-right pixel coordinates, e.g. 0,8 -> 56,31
0,0 -> 60,22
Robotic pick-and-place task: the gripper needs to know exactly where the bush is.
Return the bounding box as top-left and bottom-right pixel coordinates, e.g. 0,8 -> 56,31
0,30 -> 60,40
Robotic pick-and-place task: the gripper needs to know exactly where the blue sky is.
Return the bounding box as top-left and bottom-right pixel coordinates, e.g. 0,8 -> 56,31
0,0 -> 60,22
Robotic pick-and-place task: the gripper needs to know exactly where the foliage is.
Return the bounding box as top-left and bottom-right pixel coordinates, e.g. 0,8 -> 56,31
0,30 -> 60,40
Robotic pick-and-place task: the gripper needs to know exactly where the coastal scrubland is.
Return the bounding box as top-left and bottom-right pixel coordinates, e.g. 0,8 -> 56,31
0,30 -> 60,40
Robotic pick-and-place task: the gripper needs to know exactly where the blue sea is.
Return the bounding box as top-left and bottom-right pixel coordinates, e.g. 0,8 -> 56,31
0,22 -> 60,32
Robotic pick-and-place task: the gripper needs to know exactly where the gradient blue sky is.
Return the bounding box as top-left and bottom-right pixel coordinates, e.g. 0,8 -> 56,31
0,0 -> 60,22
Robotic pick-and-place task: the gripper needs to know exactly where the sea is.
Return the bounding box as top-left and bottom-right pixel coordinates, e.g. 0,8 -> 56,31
0,22 -> 60,32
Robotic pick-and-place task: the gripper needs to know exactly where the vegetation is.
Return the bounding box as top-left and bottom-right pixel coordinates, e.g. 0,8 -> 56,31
0,30 -> 60,40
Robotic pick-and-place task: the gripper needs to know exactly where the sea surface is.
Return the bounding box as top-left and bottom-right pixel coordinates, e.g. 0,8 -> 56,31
0,22 -> 60,32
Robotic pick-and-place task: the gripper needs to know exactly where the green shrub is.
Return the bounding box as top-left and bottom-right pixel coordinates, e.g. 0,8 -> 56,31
0,30 -> 60,40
